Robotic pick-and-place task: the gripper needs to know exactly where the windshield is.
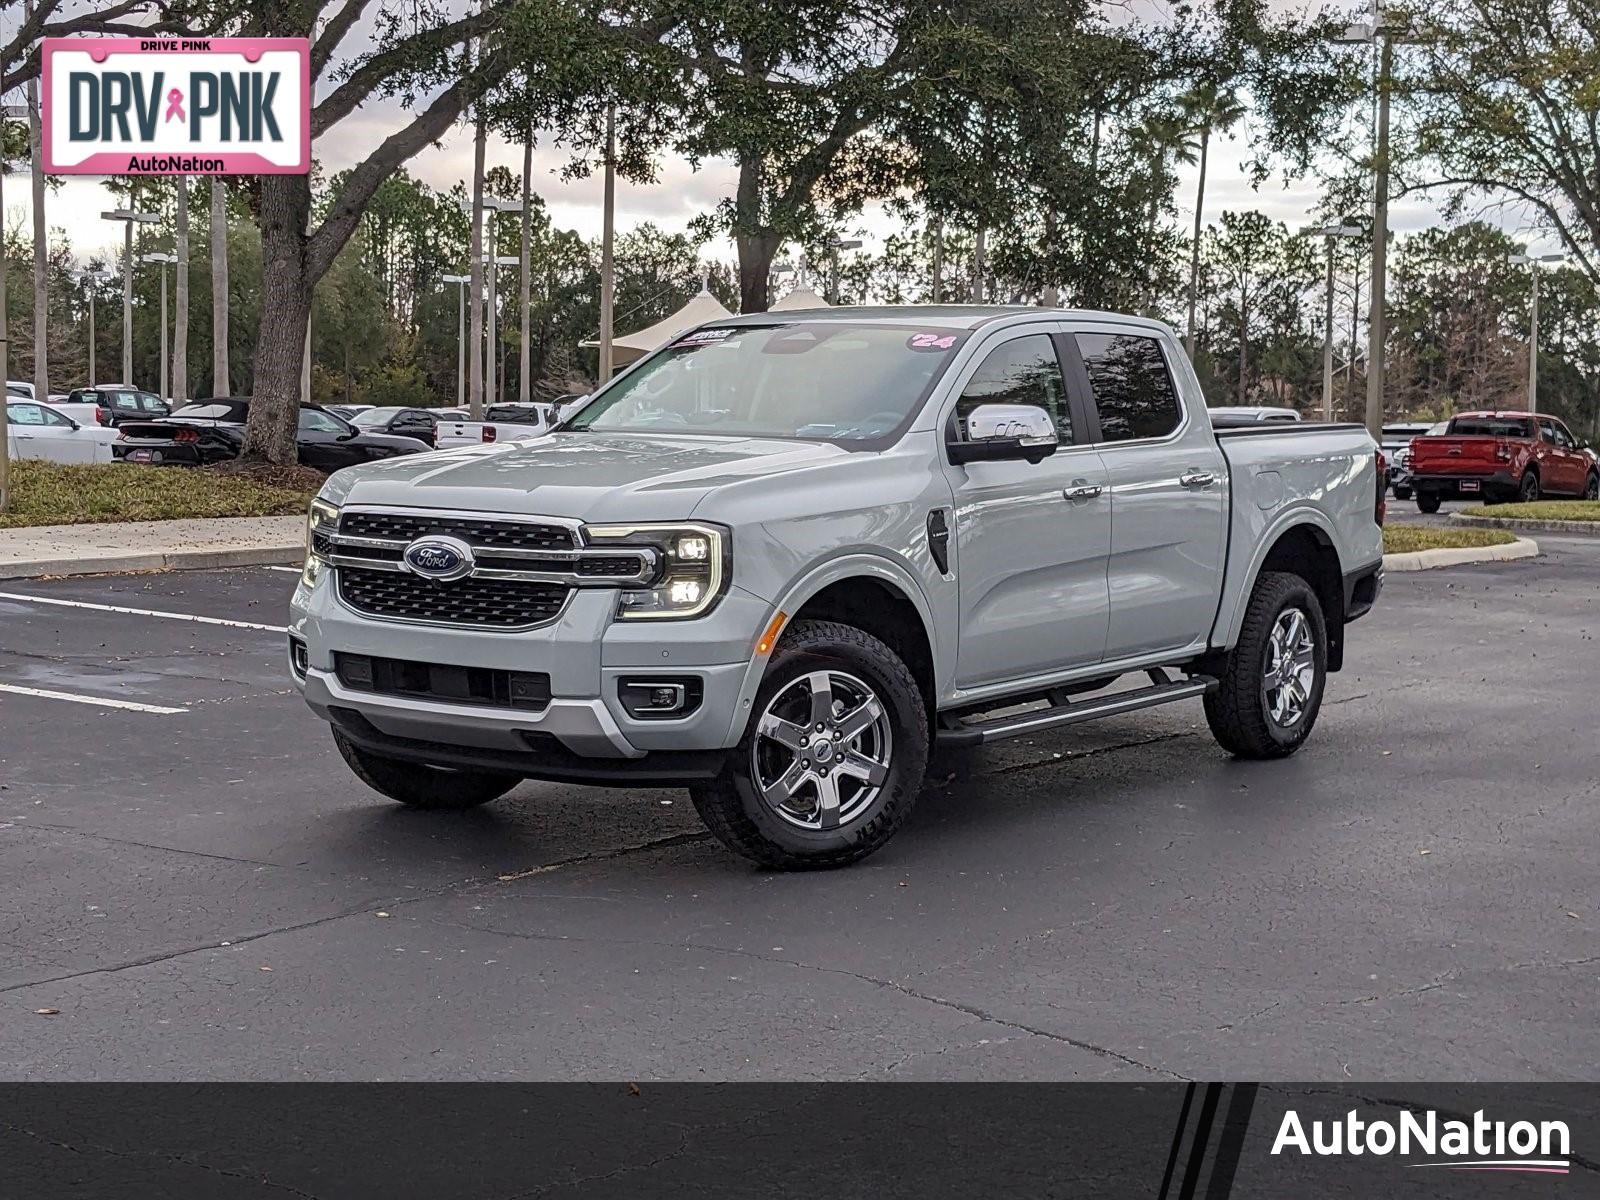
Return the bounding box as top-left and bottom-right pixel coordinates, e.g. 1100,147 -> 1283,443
171,402 -> 248,421
566,322 -> 969,443
351,408 -> 396,427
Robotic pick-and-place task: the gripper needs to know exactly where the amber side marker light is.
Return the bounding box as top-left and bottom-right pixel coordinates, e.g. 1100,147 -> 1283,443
756,611 -> 788,656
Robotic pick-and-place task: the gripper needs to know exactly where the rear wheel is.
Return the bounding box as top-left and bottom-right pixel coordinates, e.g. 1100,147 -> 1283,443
1416,494 -> 1442,514
692,620 -> 928,869
1204,571 -> 1328,760
333,730 -> 520,810
1518,470 -> 1541,503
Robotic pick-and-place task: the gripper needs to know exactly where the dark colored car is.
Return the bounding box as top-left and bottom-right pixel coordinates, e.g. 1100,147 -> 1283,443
112,399 -> 432,471
349,405 -> 439,448
66,385 -> 169,427
1407,410 -> 1599,511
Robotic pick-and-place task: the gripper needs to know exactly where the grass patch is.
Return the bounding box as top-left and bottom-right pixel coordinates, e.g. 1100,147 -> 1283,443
1472,500 -> 1600,522
0,459 -> 317,529
1384,526 -> 1516,555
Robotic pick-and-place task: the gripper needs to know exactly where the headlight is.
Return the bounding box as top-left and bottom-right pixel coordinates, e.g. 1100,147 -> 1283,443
583,522 -> 728,619
305,498 -> 340,578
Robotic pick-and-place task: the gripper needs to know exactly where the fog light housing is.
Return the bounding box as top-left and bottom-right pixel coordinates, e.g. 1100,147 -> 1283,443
618,676 -> 704,720
288,636 -> 310,681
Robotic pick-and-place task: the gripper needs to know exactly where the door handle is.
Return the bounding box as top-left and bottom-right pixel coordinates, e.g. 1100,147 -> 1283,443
1063,480 -> 1103,502
1179,470 -> 1215,489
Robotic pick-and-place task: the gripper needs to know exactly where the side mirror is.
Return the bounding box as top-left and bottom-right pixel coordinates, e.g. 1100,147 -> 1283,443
947,403 -> 1060,466
68,419 -> 81,431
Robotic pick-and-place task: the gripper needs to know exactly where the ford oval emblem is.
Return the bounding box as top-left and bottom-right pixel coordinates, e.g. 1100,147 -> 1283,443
402,535 -> 474,581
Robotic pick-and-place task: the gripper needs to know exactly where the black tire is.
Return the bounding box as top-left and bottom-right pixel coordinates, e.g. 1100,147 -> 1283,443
1204,571 -> 1328,760
1518,469 -> 1540,503
1392,486 -> 1412,501
1416,494 -> 1442,514
691,619 -> 929,870
1585,471 -> 1599,501
333,729 -> 520,810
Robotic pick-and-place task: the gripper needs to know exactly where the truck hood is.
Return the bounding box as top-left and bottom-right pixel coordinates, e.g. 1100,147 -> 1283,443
322,430 -> 848,522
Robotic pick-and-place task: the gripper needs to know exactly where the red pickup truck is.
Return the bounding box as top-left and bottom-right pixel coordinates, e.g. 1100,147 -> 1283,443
1408,410 -> 1599,512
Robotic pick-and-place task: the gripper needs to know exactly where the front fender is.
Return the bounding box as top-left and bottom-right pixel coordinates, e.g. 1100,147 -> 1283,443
720,552 -> 946,747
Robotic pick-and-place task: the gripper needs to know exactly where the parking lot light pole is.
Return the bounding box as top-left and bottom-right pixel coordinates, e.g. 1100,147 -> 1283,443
827,237 -> 863,305
441,274 -> 470,407
1506,252 -> 1565,414
483,198 -> 523,405
101,209 -> 160,384
1309,223 -> 1364,420
140,253 -> 178,403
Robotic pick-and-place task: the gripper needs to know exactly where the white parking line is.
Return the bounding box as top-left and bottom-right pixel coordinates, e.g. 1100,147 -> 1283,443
0,683 -> 189,714
0,592 -> 287,633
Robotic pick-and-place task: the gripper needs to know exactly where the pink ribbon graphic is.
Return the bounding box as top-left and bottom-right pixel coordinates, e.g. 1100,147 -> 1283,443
164,88 -> 185,123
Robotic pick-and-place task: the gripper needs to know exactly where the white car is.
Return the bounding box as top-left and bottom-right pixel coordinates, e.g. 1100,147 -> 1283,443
4,399 -> 120,464
434,402 -> 558,449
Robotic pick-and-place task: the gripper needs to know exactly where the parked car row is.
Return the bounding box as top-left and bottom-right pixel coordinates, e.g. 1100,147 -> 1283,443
112,400 -> 436,471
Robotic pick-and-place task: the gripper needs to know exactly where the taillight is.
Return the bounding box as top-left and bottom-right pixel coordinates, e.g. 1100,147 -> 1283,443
1375,450 -> 1387,526
482,426 -> 497,443
173,428 -> 199,443
96,409 -> 109,426
1495,440 -> 1512,462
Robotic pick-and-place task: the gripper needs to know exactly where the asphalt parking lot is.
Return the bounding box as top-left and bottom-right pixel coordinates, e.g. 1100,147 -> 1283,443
2,524 -> 1597,1081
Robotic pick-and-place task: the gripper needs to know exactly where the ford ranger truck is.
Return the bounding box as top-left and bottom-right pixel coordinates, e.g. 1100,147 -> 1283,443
290,307 -> 1385,869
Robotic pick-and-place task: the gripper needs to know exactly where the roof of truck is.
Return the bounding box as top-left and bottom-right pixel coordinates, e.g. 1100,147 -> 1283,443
711,305 -> 1176,334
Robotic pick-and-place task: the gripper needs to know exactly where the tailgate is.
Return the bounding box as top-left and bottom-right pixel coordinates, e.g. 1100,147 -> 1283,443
1409,436 -> 1501,474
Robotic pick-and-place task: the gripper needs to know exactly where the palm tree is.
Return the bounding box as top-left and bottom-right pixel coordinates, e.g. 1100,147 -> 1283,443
1129,112 -> 1200,310
1181,83 -> 1247,360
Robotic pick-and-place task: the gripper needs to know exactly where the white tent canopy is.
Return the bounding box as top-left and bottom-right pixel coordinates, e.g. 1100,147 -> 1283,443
582,286 -> 734,367
769,287 -> 831,311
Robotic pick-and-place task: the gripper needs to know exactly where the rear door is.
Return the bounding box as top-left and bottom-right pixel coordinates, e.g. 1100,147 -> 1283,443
391,409 -> 437,446
1065,325 -> 1228,661
943,327 -> 1111,687
1536,417 -> 1585,494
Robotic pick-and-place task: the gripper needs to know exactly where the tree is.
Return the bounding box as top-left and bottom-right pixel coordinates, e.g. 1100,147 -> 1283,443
1181,83 -> 1247,358
1400,0 -> 1600,285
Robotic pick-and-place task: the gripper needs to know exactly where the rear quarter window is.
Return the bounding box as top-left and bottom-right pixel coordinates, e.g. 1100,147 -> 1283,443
1075,333 -> 1182,442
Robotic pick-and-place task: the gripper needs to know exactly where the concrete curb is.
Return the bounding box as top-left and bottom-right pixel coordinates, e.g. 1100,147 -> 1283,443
1382,536 -> 1539,573
0,543 -> 303,580
1450,512 -> 1600,537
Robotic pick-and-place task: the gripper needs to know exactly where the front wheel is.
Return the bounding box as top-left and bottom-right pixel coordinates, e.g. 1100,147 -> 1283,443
1518,470 -> 1541,503
333,730 -> 521,809
1204,571 -> 1328,760
692,620 -> 929,869
1392,486 -> 1412,501
1585,472 -> 1599,501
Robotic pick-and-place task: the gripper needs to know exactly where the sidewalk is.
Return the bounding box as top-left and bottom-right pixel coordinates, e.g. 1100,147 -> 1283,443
0,516 -> 305,580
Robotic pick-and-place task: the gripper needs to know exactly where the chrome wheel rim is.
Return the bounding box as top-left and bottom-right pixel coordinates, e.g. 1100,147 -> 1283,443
751,670 -> 892,832
1262,607 -> 1316,729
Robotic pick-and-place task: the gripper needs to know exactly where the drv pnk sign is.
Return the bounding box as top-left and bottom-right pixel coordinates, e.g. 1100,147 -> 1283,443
42,37 -> 309,175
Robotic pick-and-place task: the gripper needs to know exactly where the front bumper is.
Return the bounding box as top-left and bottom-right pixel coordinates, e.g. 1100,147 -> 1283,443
289,559 -> 773,775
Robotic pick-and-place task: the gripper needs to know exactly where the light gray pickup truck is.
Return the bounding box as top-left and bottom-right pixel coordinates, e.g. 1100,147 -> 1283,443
290,307 -> 1384,868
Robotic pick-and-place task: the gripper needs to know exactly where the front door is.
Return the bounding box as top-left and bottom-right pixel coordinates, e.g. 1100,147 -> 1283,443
1537,417 -> 1585,494
944,330 -> 1111,690
1065,326 -> 1228,662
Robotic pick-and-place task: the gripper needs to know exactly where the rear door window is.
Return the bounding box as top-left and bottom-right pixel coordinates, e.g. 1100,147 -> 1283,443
1074,333 -> 1182,442
112,391 -> 141,411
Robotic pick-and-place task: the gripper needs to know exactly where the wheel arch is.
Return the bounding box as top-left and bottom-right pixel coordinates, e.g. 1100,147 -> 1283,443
1214,511 -> 1348,672
723,555 -> 943,745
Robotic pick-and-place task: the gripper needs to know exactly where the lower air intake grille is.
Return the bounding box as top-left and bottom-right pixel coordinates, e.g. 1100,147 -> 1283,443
338,567 -> 568,629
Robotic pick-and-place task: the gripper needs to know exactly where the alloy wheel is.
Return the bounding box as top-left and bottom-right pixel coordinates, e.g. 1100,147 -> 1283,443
1261,607 -> 1316,729
751,670 -> 893,831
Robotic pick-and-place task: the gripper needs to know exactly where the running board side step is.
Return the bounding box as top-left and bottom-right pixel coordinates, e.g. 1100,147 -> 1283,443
935,675 -> 1217,748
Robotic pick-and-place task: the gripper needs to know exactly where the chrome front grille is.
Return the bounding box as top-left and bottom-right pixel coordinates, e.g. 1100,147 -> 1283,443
325,508 -> 656,631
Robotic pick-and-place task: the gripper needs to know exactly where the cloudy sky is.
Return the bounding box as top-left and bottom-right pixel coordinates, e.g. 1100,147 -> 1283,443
9,2 -> 1558,280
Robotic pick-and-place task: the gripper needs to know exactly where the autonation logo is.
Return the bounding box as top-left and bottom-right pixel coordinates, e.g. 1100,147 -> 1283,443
1272,1108 -> 1572,1175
